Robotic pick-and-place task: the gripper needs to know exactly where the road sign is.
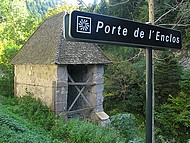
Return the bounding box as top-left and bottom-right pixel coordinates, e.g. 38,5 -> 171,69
64,10 -> 182,50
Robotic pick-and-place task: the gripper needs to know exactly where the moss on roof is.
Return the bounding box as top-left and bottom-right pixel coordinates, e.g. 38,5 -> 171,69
10,12 -> 110,65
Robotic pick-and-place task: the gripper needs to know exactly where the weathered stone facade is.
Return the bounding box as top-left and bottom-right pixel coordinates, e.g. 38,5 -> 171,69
14,64 -> 109,122
54,65 -> 68,114
11,12 -> 111,123
14,64 -> 57,108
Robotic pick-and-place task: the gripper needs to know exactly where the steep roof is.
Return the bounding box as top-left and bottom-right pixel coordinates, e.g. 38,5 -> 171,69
10,12 -> 110,65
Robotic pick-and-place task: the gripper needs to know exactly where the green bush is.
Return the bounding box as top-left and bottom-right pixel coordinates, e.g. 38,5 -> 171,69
110,113 -> 144,142
2,95 -> 62,137
16,95 -> 55,131
2,95 -> 55,131
104,57 -> 146,117
1,95 -> 127,143
0,105 -> 63,143
63,119 -> 126,143
0,44 -> 18,97
155,92 -> 190,142
180,69 -> 190,94
50,118 -> 67,141
154,53 -> 182,104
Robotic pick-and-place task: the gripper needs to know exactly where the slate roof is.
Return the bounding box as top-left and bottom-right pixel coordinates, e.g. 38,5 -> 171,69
10,12 -> 110,65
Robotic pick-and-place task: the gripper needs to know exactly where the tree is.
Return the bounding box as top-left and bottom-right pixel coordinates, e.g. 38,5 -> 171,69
26,0 -> 64,19
180,69 -> 190,94
154,0 -> 178,25
94,0 -> 109,14
45,1 -> 78,18
103,45 -> 146,116
0,44 -> 18,97
155,92 -> 190,142
154,0 -> 190,55
0,0 -> 81,97
108,0 -> 148,21
91,0 -> 189,141
0,0 -> 40,97
0,0 -> 39,46
154,52 -> 182,104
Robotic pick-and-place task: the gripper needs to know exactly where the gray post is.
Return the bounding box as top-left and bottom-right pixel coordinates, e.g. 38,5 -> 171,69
146,0 -> 155,142
146,47 -> 153,143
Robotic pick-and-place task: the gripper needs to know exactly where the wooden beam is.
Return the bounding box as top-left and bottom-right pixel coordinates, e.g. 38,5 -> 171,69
68,82 -> 95,86
68,86 -> 86,111
68,74 -> 92,107
66,107 -> 95,115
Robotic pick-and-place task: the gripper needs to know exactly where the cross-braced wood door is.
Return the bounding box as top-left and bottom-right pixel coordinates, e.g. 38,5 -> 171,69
67,65 -> 94,118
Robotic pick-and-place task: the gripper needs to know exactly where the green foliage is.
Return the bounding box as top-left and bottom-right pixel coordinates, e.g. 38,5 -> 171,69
104,47 -> 146,116
26,0 -> 64,19
154,52 -> 182,104
110,113 -> 141,142
0,95 -> 127,143
111,113 -> 144,143
3,95 -> 55,131
154,0 -> 178,25
104,47 -> 145,98
0,104 -> 63,143
0,0 -> 189,142
0,0 -> 41,97
177,2 -> 190,51
154,53 -> 190,142
155,92 -> 190,142
45,2 -> 78,18
63,119 -> 126,143
0,0 -> 41,98
0,0 -> 79,98
180,69 -> 190,94
183,28 -> 190,51
50,118 -> 67,141
0,0 -> 39,46
94,0 -> 109,14
0,44 -> 18,97
108,0 -> 148,21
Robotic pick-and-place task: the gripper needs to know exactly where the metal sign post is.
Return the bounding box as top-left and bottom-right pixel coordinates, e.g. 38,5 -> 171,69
146,47 -> 153,143
64,10 -> 181,50
146,1 -> 155,142
64,10 -> 182,143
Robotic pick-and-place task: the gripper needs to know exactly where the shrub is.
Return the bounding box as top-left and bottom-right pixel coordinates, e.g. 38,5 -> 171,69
63,119 -> 126,143
110,113 -> 142,142
154,53 -> 182,104
0,44 -> 18,97
16,95 -> 55,130
0,105 -> 63,143
155,92 -> 190,142
1,94 -> 56,131
180,69 -> 190,94
50,118 -> 67,141
1,95 -> 127,143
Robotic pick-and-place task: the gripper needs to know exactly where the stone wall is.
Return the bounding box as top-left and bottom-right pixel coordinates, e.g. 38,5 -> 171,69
87,65 -> 109,124
87,65 -> 104,113
54,65 -> 68,115
14,64 -> 57,109
14,64 -> 109,124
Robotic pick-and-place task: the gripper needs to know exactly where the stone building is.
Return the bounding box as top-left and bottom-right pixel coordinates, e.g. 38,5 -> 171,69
10,12 -> 110,123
